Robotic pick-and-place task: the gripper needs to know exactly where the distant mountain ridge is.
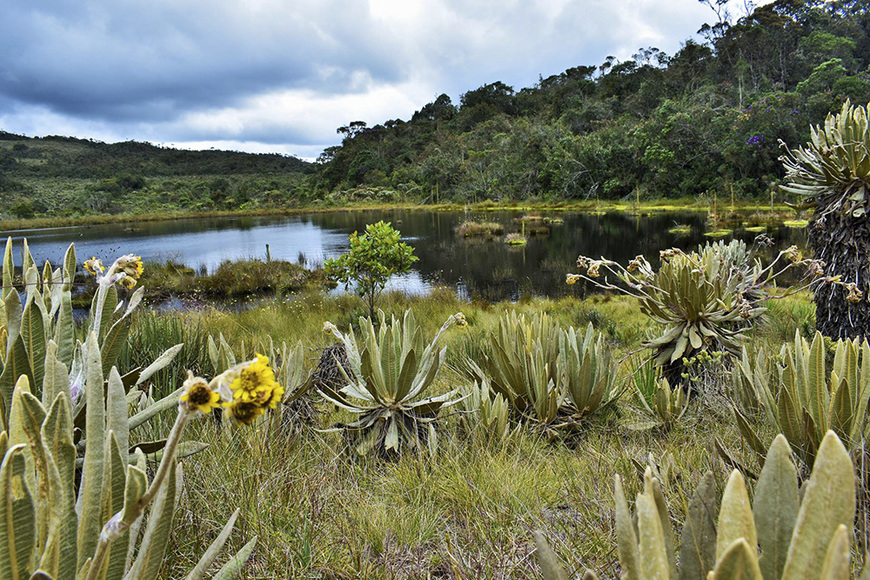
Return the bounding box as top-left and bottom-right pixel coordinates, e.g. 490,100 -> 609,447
0,131 -> 313,179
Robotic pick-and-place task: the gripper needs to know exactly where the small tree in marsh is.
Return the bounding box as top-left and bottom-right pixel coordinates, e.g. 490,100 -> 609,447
324,220 -> 418,319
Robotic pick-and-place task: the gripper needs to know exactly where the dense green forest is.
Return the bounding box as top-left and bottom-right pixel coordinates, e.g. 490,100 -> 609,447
0,0 -> 868,219
318,0 -> 870,203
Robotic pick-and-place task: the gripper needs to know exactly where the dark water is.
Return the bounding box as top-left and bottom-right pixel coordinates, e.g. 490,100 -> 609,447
1,209 -> 806,301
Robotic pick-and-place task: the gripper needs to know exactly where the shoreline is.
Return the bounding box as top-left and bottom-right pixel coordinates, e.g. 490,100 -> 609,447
0,198 -> 800,233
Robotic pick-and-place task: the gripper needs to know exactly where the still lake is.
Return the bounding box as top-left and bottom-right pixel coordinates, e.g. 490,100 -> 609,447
1,209 -> 806,301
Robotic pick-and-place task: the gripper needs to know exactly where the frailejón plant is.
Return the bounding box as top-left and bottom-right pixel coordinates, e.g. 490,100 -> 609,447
0,240 -> 186,460
458,377 -> 513,443
320,310 -> 466,456
535,430 -> 856,579
468,313 -> 618,431
734,330 -> 870,467
0,328 -> 287,579
780,100 -> 870,339
569,239 -> 820,383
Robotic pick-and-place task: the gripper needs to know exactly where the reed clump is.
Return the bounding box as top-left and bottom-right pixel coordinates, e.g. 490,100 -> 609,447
455,220 -> 505,237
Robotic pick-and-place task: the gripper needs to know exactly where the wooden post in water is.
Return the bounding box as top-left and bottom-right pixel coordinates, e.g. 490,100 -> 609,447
265,244 -> 271,262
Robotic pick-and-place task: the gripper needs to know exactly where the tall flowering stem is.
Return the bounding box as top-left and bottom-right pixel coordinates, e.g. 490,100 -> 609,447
85,254 -> 144,336
85,356 -> 279,580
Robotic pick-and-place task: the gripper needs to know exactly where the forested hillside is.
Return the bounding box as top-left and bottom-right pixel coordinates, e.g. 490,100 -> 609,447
317,0 -> 870,203
0,133 -> 314,218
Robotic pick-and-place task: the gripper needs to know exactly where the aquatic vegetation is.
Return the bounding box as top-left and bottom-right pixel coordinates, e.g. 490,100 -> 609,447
504,232 -> 528,245
668,224 -> 692,235
455,220 -> 504,237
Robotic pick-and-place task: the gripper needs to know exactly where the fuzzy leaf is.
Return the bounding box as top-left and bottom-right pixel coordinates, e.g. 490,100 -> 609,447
716,470 -> 756,563
533,531 -> 570,580
754,435 -> 799,580
212,536 -> 258,580
679,472 -> 718,580
0,445 -> 36,580
781,431 -> 855,580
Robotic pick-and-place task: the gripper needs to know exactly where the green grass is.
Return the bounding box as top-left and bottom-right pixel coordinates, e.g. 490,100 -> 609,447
124,289 -> 816,578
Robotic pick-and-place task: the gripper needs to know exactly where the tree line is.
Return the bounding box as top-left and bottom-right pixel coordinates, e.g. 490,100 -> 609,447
316,0 -> 870,203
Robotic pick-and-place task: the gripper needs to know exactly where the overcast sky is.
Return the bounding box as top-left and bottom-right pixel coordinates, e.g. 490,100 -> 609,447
0,0 -> 757,160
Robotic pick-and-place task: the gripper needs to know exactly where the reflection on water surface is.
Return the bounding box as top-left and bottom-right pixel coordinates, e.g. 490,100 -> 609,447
2,209 -> 806,301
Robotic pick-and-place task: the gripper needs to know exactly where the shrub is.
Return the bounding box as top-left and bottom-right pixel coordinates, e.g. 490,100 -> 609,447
324,221 -> 418,319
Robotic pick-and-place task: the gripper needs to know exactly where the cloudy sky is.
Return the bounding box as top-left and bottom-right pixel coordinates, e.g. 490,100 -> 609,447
0,0 -> 754,160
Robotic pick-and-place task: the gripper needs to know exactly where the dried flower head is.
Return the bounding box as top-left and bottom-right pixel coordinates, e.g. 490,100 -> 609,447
453,312 -> 468,327
565,273 -> 582,285
784,245 -> 803,263
587,261 -> 602,278
576,255 -> 590,269
807,260 -> 825,277
660,248 -> 683,261
846,283 -> 864,304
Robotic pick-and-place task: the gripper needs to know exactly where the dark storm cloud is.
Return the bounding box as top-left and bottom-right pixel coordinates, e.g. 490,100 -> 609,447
0,0 -> 404,121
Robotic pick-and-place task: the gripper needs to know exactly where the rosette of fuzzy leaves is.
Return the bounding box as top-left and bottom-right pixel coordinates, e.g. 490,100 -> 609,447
320,310 -> 462,456
536,431 -> 857,580
780,100 -> 870,339
734,330 -> 870,468
639,242 -> 764,369
467,313 -> 618,432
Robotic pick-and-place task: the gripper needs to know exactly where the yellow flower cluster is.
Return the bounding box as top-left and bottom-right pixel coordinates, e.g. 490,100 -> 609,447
180,353 -> 285,425
116,254 -> 144,289
82,254 -> 144,289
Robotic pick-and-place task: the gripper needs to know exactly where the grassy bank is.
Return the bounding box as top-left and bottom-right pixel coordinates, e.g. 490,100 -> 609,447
119,289 -> 814,578
0,197 -> 806,233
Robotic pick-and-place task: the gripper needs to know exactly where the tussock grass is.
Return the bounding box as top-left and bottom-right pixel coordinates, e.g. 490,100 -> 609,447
455,220 -> 505,237
132,290 -> 812,578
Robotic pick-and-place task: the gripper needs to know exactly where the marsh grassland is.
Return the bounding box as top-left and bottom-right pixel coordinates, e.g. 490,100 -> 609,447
116,288 -> 815,579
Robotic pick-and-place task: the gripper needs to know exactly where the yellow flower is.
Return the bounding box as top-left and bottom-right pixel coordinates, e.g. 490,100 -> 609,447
84,257 -> 104,276
179,371 -> 221,414
227,353 -> 284,408
565,274 -> 581,285
453,312 -> 468,327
